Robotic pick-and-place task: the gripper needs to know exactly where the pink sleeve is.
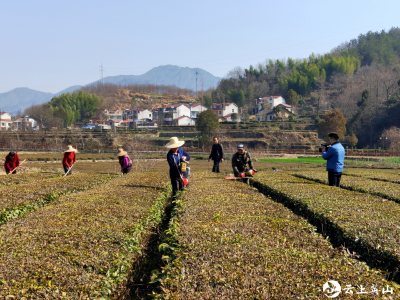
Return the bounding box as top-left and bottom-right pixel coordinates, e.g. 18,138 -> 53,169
122,156 -> 130,169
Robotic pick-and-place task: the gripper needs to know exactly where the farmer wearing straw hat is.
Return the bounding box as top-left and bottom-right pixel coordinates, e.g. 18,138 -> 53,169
116,148 -> 133,174
4,152 -> 20,174
165,137 -> 191,197
62,145 -> 77,175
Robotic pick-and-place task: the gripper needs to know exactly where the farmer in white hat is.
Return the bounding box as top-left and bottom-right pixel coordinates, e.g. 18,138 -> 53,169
62,145 -> 77,175
165,137 -> 191,197
116,147 -> 133,174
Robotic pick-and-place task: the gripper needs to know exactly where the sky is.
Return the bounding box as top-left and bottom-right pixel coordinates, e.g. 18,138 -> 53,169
1,0 -> 399,94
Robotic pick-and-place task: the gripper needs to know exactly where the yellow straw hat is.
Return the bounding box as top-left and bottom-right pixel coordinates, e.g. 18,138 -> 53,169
64,145 -> 78,153
116,148 -> 128,156
164,137 -> 185,148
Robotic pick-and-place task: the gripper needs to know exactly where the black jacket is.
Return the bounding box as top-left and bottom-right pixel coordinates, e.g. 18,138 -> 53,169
232,151 -> 253,174
209,143 -> 224,161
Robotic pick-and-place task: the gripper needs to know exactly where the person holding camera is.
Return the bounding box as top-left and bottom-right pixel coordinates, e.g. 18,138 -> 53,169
322,132 -> 345,187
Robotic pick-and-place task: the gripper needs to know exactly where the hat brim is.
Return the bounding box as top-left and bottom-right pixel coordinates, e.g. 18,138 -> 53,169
64,149 -> 78,153
165,141 -> 185,148
116,151 -> 128,156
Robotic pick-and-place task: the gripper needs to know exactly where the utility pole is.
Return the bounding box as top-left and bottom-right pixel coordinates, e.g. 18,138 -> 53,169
195,69 -> 198,96
99,63 -> 104,84
201,78 -> 204,112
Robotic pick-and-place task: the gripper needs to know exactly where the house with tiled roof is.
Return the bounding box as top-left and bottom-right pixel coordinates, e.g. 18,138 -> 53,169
188,103 -> 207,119
0,112 -> 13,130
173,115 -> 195,126
159,104 -> 191,125
211,103 -> 238,119
218,113 -> 240,122
252,96 -> 286,114
123,108 -> 152,121
104,109 -> 123,120
255,104 -> 294,121
13,116 -> 37,131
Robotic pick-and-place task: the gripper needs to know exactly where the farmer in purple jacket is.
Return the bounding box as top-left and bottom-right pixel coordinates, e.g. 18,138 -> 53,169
116,148 -> 133,174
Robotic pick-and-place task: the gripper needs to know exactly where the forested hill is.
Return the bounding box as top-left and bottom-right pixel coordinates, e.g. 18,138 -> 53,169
212,27 -> 400,149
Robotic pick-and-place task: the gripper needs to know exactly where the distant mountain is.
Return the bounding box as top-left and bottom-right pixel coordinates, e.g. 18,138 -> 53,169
0,88 -> 53,114
54,85 -> 83,96
0,65 -> 220,114
88,65 -> 221,91
0,85 -> 82,115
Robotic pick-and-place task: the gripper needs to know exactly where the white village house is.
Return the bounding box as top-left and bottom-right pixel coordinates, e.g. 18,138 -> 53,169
173,116 -> 195,126
104,109 -> 123,120
123,108 -> 152,121
189,104 -> 208,119
159,104 -> 191,125
252,96 -> 287,115
211,103 -> 240,121
0,112 -> 13,130
13,116 -> 38,130
255,103 -> 294,121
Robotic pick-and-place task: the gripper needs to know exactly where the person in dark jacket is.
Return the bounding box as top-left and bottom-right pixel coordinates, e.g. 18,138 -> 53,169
231,144 -> 254,177
322,132 -> 345,187
116,148 -> 133,174
165,137 -> 191,197
4,152 -> 20,174
208,137 -> 224,173
62,145 -> 77,175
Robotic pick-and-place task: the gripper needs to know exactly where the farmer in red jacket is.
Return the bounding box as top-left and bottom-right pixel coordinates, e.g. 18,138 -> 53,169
4,152 -> 20,174
62,145 -> 77,175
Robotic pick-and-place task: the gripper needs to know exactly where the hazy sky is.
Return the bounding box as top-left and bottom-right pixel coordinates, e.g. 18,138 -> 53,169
1,0 -> 399,93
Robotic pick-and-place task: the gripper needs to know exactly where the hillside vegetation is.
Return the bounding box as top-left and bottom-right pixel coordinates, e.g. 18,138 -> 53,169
208,28 -> 400,149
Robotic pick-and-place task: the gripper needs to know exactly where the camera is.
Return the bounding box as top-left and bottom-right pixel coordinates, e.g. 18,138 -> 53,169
319,143 -> 330,152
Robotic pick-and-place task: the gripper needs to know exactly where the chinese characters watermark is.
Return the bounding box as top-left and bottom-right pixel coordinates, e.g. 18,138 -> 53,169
323,281 -> 394,298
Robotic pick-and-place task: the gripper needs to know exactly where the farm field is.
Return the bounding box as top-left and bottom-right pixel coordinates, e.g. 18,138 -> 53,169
1,157 -> 400,298
0,171 -> 59,186
251,172 -> 400,279
293,170 -> 400,202
0,172 -> 115,225
0,172 -> 170,299
155,172 -> 398,299
345,168 -> 400,183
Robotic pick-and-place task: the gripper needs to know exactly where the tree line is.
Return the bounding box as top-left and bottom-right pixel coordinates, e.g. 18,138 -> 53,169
204,27 -> 400,149
24,91 -> 103,128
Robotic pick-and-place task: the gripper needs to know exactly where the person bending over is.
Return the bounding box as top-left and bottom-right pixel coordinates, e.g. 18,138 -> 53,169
231,144 -> 254,177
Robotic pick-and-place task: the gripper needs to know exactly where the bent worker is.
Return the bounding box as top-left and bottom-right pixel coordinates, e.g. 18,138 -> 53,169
62,145 -> 77,175
208,136 -> 224,173
116,147 -> 133,174
4,151 -> 20,174
165,137 -> 191,197
232,144 -> 255,178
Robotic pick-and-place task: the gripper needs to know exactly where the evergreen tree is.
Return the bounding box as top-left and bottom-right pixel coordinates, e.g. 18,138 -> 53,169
286,89 -> 299,106
318,109 -> 347,141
